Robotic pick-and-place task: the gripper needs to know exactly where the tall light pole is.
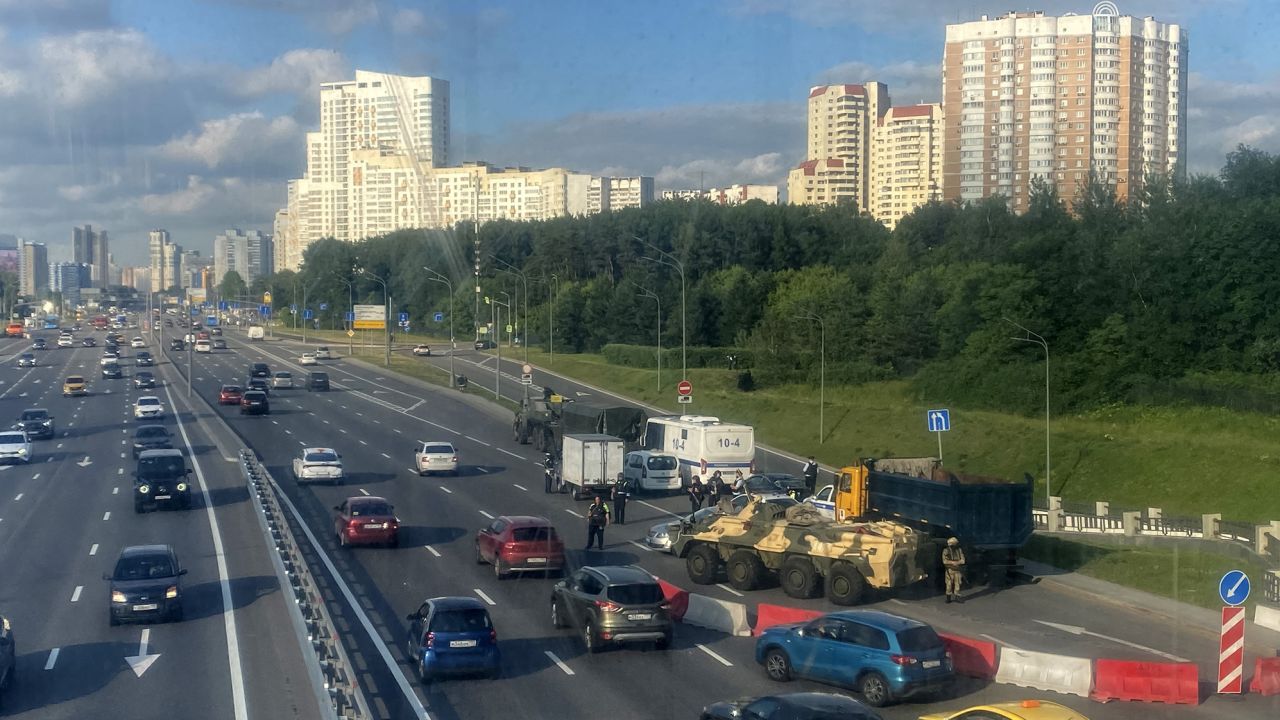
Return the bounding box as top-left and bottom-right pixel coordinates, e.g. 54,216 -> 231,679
422,266 -> 456,391
473,222 -> 481,342
631,282 -> 662,395
358,268 -> 391,367
1006,318 -> 1051,507
498,291 -> 512,347
638,236 -> 686,383
485,295 -> 508,400
549,273 -> 559,364
795,314 -> 826,444
338,276 -> 355,357
490,255 -> 529,363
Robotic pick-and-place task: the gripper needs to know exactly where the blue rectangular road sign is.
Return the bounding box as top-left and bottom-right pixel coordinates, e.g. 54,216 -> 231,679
344,311 -> 355,322
303,309 -> 313,320
399,312 -> 409,323
319,303 -> 328,311
260,305 -> 271,317
434,312 -> 444,322
219,300 -> 229,311
927,408 -> 951,433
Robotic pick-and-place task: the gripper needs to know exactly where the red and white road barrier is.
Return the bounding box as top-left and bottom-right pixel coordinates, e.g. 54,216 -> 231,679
1218,606 -> 1246,694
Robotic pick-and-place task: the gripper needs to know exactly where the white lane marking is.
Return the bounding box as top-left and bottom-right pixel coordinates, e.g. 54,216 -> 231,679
512,484 -> 528,492
159,382 -> 250,720
476,467 -> 489,474
479,510 -> 494,519
564,509 -> 583,518
71,586 -> 83,602
439,486 -> 453,494
394,429 -> 402,434
113,487 -> 119,494
117,468 -> 123,475
716,583 -> 745,597
103,512 -> 111,521
271,420 -> 279,425
544,650 -> 575,676
119,452 -> 125,459
638,499 -> 682,519
628,540 -> 655,553
358,440 -> 367,445
31,473 -> 39,480
285,429 -> 293,435
380,452 -> 391,459
473,589 -> 496,606
44,647 -> 60,670
13,493 -> 22,501
463,435 -> 491,447
359,489 -> 370,496
494,447 -> 525,461
56,442 -> 63,449
697,643 -> 734,667
89,543 -> 99,555
1032,619 -> 1189,662
339,428 -> 348,434
323,420 -> 331,425
424,545 -> 441,558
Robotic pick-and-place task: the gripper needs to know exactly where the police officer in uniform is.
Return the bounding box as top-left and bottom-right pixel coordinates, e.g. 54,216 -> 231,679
942,537 -> 966,603
611,474 -> 631,525
585,495 -> 610,550
707,471 -> 725,505
687,475 -> 705,513
802,456 -> 819,494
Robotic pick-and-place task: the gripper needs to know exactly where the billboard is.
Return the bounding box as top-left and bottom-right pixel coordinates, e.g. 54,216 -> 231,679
352,304 -> 385,330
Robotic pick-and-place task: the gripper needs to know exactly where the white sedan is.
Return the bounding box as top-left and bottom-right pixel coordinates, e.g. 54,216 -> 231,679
130,337 -> 146,348
57,335 -> 74,348
293,447 -> 344,485
133,396 -> 165,420
411,344 -> 431,356
0,430 -> 32,464
414,441 -> 459,476
299,353 -> 318,366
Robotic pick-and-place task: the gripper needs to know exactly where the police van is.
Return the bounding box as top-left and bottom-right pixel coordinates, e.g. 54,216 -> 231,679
642,415 -> 755,484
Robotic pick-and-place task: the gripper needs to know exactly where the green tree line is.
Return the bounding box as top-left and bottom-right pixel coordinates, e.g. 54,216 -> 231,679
278,145 -> 1280,415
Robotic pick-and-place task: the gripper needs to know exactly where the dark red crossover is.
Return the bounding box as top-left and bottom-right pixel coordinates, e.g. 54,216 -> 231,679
218,385 -> 243,405
334,497 -> 400,548
475,516 -> 565,579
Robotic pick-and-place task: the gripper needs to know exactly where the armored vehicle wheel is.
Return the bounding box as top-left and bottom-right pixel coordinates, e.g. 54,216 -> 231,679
780,556 -> 821,599
825,561 -> 868,606
726,549 -> 766,591
685,543 -> 720,585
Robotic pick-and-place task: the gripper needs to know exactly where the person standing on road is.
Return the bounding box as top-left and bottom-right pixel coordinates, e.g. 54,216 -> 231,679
942,537 -> 966,604
802,456 -> 819,493
687,476 -> 705,513
707,471 -> 724,505
585,495 -> 610,550
731,470 -> 746,495
611,475 -> 631,525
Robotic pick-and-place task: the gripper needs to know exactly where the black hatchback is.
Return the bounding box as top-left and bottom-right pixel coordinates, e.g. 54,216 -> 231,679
249,362 -> 271,378
13,408 -> 54,440
105,544 -> 187,625
240,390 -> 269,415
132,425 -> 172,459
307,372 -> 330,391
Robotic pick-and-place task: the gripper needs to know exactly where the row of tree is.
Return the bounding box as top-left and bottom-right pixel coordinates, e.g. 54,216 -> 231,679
266,145 -> 1280,415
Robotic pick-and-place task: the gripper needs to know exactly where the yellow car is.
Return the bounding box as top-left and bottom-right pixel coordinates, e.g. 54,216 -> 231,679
62,375 -> 87,397
920,700 -> 1089,720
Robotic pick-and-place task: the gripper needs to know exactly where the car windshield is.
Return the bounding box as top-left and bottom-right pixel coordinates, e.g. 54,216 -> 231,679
349,502 -> 391,517
65,376 -> 83,383
606,582 -> 663,605
136,427 -> 168,439
305,452 -> 338,463
244,392 -> 265,400
423,444 -> 454,454
20,411 -> 47,421
745,476 -> 781,493
137,373 -> 153,380
895,626 -> 944,653
275,372 -> 290,378
510,526 -> 557,542
429,609 -> 491,633
222,386 -> 241,393
0,433 -> 26,444
646,456 -> 677,470
138,456 -> 185,477
138,398 -> 160,406
113,554 -> 175,581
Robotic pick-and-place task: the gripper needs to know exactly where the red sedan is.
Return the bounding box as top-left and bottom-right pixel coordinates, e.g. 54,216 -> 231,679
475,515 -> 565,579
218,385 -> 243,405
334,497 -> 399,548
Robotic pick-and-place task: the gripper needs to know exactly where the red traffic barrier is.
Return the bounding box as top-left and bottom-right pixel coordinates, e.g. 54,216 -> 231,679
752,604 -> 824,637
1250,657 -> 1280,696
1092,659 -> 1199,705
937,632 -> 998,679
656,578 -> 688,622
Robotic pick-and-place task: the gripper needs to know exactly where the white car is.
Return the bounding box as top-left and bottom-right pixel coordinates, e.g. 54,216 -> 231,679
133,396 -> 165,419
292,447 -> 344,484
0,430 -> 32,464
194,340 -> 212,353
299,353 -> 317,366
272,371 -> 293,389
313,346 -> 332,359
411,344 -> 431,356
130,337 -> 145,348
100,352 -> 120,366
184,333 -> 195,343
57,335 -> 74,348
414,441 -> 458,476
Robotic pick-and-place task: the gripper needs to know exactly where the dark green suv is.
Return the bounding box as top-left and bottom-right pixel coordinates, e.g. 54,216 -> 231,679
550,565 -> 672,653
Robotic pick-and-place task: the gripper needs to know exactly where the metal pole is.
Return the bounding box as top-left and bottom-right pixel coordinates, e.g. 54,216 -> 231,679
1005,318 -> 1051,505
796,313 -> 825,443
423,267 -> 456,391
549,273 -> 558,365
489,256 -> 529,363
385,290 -> 391,367
499,291 -> 511,347
632,282 -> 662,395
638,238 -> 686,381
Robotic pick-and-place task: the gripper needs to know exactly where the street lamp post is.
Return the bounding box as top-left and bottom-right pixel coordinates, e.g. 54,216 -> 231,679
631,282 -> 662,395
638,237 -> 686,383
795,314 -> 825,444
358,268 -> 391,367
1006,318 -> 1051,507
498,291 -> 512,347
338,277 -> 355,357
549,273 -> 559,365
422,266 -> 456,391
485,295 -> 509,400
490,256 -> 529,363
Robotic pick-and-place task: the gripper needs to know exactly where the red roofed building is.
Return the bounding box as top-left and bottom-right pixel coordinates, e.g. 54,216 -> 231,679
787,82 -> 889,209
871,103 -> 943,228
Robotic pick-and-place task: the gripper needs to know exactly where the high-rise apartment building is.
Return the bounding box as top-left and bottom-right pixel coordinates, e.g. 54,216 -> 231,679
662,185 -> 780,205
213,229 -> 273,287
787,83 -> 890,210
72,224 -> 109,288
51,262 -> 84,308
871,104 -> 944,228
942,8 -> 1187,209
17,239 -> 48,297
180,251 -> 213,289
148,230 -> 181,294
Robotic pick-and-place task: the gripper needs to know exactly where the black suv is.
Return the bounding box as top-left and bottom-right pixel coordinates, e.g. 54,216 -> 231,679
246,378 -> 270,395
13,408 -> 54,440
133,449 -> 192,512
135,351 -> 154,366
169,338 -> 185,351
240,390 -> 269,415
134,371 -> 156,389
101,362 -> 123,379
307,371 -> 330,391
249,362 -> 271,378
132,425 -> 173,459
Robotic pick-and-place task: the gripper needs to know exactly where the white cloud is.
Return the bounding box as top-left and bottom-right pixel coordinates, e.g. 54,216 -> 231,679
36,28 -> 167,107
1185,71 -> 1280,173
391,7 -> 430,34
138,175 -> 219,215
234,48 -> 347,99
224,0 -> 379,34
159,112 -> 301,172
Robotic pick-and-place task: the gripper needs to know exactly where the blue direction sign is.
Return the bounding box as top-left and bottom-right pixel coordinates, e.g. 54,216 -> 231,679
260,305 -> 271,317
434,312 -> 444,323
303,309 -> 313,320
1219,570 -> 1251,606
319,303 -> 328,311
927,408 -> 951,433
219,300 -> 229,311
399,312 -> 409,323
344,311 -> 355,322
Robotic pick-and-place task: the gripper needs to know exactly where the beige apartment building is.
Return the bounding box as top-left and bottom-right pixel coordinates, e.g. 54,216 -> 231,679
942,8 -> 1187,210
787,82 -> 890,211
871,104 -> 943,228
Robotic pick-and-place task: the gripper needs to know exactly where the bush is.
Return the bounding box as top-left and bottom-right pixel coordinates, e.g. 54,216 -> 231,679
737,371 -> 755,392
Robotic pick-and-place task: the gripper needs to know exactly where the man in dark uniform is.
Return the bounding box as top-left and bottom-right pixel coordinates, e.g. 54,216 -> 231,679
611,475 -> 631,525
585,495 -> 610,550
802,456 -> 819,494
707,471 -> 724,505
687,476 -> 705,513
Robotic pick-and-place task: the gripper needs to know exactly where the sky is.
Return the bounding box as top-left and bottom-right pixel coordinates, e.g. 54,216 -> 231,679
0,0 -> 1274,265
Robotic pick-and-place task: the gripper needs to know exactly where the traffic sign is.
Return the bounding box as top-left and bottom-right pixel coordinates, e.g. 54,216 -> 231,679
522,364 -> 532,375
505,324 -> 513,333
218,301 -> 228,311
263,292 -> 272,303
1219,605 -> 1246,693
259,305 -> 271,317
303,309 -> 313,320
677,395 -> 693,404
344,311 -> 355,322
1219,570 -> 1250,606
434,312 -> 444,323
347,329 -> 355,337
399,312 -> 409,323
319,303 -> 328,311
521,373 -> 533,385
677,380 -> 693,396
927,409 -> 951,432
289,304 -> 297,315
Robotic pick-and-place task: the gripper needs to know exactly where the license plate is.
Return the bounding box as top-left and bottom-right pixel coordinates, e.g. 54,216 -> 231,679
923,660 -> 941,669
155,495 -> 171,500
627,613 -> 652,621
133,603 -> 158,611
527,557 -> 547,564
449,639 -> 477,648
363,523 -> 383,529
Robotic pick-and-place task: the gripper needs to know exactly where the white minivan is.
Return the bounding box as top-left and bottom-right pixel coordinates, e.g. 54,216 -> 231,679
621,451 -> 681,493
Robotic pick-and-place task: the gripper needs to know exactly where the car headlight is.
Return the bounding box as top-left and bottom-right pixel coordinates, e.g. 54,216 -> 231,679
17,448 -> 27,455
1,616 -> 9,632
176,482 -> 188,492
42,420 -> 51,426
381,522 -> 390,529
111,590 -> 127,603
138,484 -> 151,494
164,586 -> 178,599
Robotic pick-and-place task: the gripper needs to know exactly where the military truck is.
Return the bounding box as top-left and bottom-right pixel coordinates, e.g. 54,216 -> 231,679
670,497 -> 930,605
513,387 -> 647,459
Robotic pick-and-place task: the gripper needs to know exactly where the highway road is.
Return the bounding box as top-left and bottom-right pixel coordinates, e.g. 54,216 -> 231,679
0,329 -> 318,719
176,329 -> 1280,720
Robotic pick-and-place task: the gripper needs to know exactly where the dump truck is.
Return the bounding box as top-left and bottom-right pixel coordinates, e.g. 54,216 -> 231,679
513,387 -> 647,459
670,497 -> 930,605
807,458 -> 1034,584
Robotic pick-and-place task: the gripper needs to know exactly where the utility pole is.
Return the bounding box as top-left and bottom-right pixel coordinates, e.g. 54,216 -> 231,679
423,266 -> 456,390
638,237 -> 686,383
473,222 -> 481,342
490,255 -> 529,363
358,268 -> 391,367
633,282 -> 662,395
1006,318 -> 1051,507
795,314 -> 826,443
549,273 -> 558,365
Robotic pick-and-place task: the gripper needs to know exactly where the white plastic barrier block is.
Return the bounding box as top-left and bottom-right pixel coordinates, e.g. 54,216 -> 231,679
994,647 -> 1093,698
1257,604 -> 1280,634
681,593 -> 752,637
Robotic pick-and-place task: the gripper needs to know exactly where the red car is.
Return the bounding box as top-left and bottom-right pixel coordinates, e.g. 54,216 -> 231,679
475,515 -> 565,579
334,497 -> 399,548
218,385 -> 243,405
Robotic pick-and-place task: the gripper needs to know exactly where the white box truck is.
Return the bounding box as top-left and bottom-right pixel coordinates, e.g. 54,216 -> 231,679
247,325 -> 265,341
559,433 -> 624,500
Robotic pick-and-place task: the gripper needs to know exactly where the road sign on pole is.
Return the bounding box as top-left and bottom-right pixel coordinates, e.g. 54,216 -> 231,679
1218,605 -> 1246,693
399,312 -> 409,323
303,309 -> 313,320
319,303 -> 328,311
927,408 -> 950,462
1219,570 -> 1250,606
263,292 -> 272,303
677,380 -> 693,396
344,311 -> 355,322
677,395 -> 693,404
434,312 -> 444,323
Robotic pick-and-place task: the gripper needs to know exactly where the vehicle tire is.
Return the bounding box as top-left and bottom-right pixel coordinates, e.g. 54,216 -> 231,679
583,620 -> 600,654
134,502 -> 145,514
169,605 -> 184,623
417,656 -> 432,685
825,562 -> 868,606
493,558 -> 507,580
654,631 -> 672,651
109,610 -> 120,627
685,543 -> 721,585
551,598 -> 567,628
332,477 -> 342,487
388,533 -> 399,549
859,670 -> 893,707
764,648 -> 793,682
475,543 -> 486,565
725,549 -> 765,591
780,556 -> 821,599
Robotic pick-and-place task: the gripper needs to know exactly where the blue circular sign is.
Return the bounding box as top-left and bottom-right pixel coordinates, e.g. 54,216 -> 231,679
1219,570 -> 1250,606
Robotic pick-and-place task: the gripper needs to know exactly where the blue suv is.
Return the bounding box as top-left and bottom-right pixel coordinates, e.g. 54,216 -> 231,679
405,597 -> 500,682
755,610 -> 952,707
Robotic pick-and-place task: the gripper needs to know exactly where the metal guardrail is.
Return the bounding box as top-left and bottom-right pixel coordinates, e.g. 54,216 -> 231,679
240,450 -> 369,719
1062,512 -> 1125,534
1218,519 -> 1256,549
1267,570 -> 1280,604
1140,515 -> 1201,537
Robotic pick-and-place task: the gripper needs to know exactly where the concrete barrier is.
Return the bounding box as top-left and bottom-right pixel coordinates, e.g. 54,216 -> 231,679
682,592 -> 752,637
937,632 -> 998,679
656,578 -> 689,622
994,648 -> 1093,697
752,604 -> 824,636
1256,604 -> 1280,634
